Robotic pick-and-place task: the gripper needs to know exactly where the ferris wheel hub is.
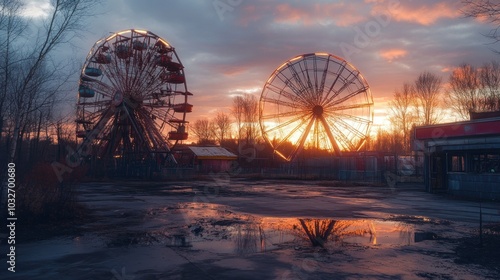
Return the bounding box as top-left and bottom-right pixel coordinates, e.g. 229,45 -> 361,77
112,91 -> 123,107
312,105 -> 324,116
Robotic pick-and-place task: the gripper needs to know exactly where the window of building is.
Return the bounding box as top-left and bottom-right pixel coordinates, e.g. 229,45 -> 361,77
450,155 -> 465,172
472,153 -> 500,174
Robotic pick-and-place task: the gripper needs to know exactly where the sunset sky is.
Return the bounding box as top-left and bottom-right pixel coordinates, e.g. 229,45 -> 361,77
24,0 -> 500,132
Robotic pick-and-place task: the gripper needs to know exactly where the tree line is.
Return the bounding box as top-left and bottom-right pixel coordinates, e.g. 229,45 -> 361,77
190,94 -> 261,146
0,0 -> 98,174
375,61 -> 500,155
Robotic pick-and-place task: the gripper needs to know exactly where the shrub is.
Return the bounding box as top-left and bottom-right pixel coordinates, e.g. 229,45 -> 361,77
15,162 -> 89,240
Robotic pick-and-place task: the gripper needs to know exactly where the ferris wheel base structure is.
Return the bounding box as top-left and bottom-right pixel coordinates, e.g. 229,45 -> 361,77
75,29 -> 192,178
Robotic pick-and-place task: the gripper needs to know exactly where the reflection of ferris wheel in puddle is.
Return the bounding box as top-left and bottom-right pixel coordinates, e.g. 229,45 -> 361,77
259,53 -> 374,161
75,29 -> 192,164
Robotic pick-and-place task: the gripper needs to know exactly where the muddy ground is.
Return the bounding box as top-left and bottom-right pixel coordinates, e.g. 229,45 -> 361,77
4,179 -> 500,279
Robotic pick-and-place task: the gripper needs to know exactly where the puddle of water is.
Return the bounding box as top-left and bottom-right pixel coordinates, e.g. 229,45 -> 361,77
341,220 -> 415,246
158,203 -> 434,255
17,234 -> 103,261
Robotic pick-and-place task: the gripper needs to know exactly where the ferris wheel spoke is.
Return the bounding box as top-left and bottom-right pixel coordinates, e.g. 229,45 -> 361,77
107,46 -> 128,88
101,63 -> 124,91
330,116 -> 367,141
82,78 -> 115,98
96,122 -> 114,145
329,110 -> 372,125
131,54 -> 160,98
78,100 -> 111,107
139,108 -> 165,140
148,109 -> 168,124
310,55 -> 323,103
322,73 -> 359,107
298,58 -> 315,101
261,96 -> 308,111
263,112 -> 310,134
85,109 -> 110,123
76,107 -> 115,155
136,109 -> 161,151
286,62 -> 308,94
318,55 -> 330,96
312,118 -> 320,148
335,69 -> 360,94
288,116 -> 315,160
151,108 -> 176,130
274,115 -> 312,150
321,60 -> 347,104
324,85 -> 369,109
318,59 -> 330,95
153,106 -> 175,118
261,109 -> 308,121
325,102 -> 373,112
325,117 -> 356,151
276,72 -> 313,107
288,61 -> 315,104
102,122 -> 122,156
138,110 -> 167,150
127,108 -> 153,151
265,83 -> 310,107
318,116 -> 342,156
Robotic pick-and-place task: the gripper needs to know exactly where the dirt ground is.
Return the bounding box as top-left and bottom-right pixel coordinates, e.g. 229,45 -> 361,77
5,179 -> 500,279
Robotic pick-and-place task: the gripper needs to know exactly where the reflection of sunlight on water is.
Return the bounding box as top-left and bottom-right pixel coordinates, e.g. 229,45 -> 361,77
344,221 -> 415,246
168,203 -> 418,254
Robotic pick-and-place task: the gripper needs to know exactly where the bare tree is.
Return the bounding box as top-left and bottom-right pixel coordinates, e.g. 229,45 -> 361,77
232,96 -> 245,142
448,63 -> 482,119
479,61 -> 500,110
2,0 -> 99,163
462,0 -> 500,51
388,83 -> 416,153
231,94 -> 260,144
190,119 -> 215,145
413,71 -> 442,125
448,62 -> 500,119
213,110 -> 232,144
0,0 -> 27,146
242,94 -> 259,143
373,128 -> 403,154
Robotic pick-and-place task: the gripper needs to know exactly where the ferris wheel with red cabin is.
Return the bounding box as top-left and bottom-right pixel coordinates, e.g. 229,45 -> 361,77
75,29 -> 192,165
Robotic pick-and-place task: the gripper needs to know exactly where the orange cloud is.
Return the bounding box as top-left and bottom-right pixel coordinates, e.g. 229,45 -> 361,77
274,3 -> 361,26
372,1 -> 460,25
379,49 -> 407,62
240,3 -> 367,27
239,5 -> 264,26
275,4 -> 312,25
441,66 -> 453,73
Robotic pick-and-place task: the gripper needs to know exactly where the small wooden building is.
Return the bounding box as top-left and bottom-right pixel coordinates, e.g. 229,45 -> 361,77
188,146 -> 237,173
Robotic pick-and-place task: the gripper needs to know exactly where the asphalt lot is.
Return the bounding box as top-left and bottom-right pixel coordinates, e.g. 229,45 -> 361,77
7,179 -> 500,279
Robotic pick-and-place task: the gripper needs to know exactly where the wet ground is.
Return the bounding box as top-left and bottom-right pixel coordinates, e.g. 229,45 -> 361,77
7,179 -> 500,279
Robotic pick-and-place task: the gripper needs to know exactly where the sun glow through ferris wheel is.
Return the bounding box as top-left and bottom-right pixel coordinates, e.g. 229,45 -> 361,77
259,53 -> 373,161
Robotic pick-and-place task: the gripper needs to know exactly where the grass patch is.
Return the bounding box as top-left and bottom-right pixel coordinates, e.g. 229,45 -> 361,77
13,163 -> 91,242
